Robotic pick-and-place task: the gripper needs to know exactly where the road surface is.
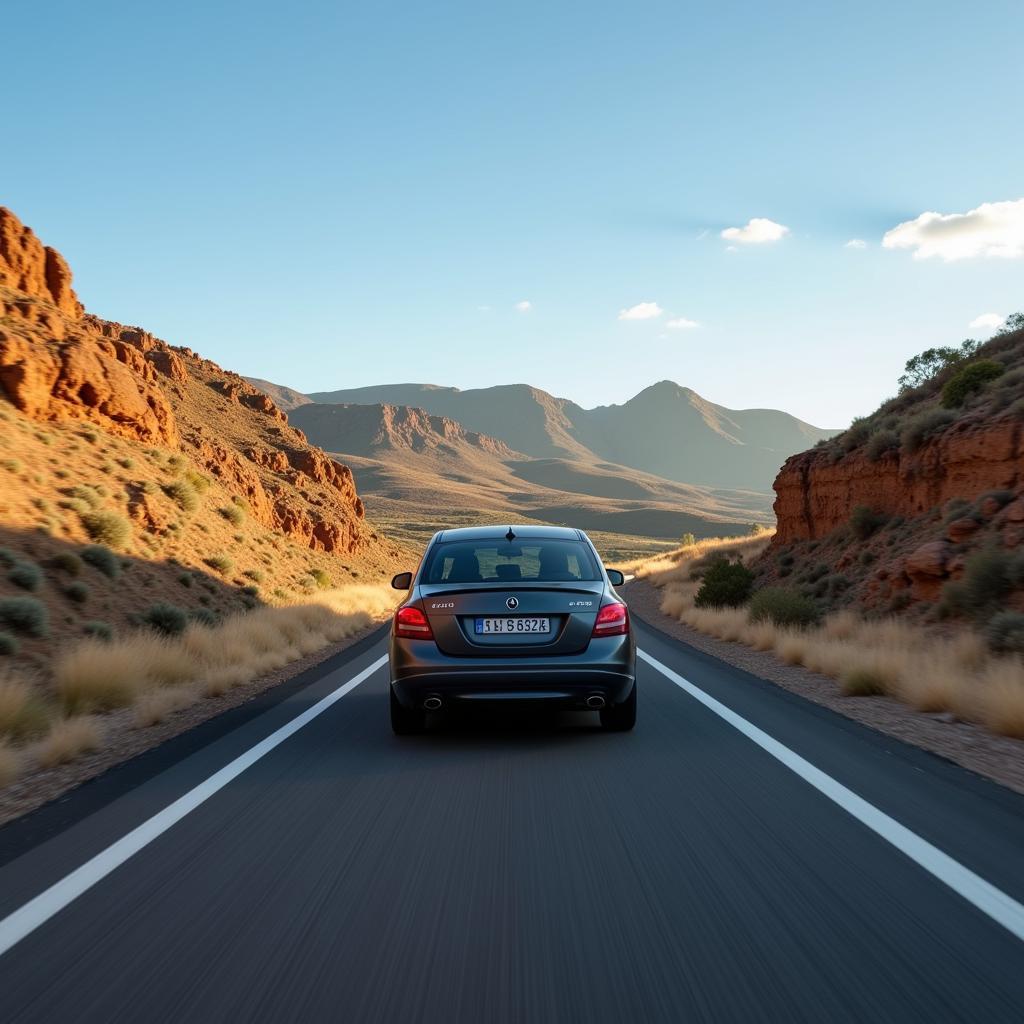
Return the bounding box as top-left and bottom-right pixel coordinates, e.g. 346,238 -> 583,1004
1,618 -> 1023,1022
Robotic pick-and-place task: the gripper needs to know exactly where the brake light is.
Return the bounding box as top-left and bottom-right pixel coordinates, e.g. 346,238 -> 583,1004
592,602 -> 629,637
394,605 -> 434,640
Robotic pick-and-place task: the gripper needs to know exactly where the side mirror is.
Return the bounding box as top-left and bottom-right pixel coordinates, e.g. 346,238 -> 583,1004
606,569 -> 625,587
391,571 -> 413,590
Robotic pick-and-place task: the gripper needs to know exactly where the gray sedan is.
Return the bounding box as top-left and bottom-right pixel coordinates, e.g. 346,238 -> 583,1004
388,525 -> 636,733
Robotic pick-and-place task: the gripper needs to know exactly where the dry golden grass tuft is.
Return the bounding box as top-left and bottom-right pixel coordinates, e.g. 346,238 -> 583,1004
0,669 -> 52,740
134,686 -> 197,727
35,717 -> 102,768
0,742 -> 20,788
641,535 -> 1024,740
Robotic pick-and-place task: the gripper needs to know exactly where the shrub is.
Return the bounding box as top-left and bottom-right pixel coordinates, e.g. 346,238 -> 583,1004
1,458 -> 23,473
64,581 -> 90,604
183,469 -> 210,493
220,504 -> 245,526
0,675 -> 51,739
80,510 -> 132,548
80,544 -> 121,578
841,418 -> 871,453
118,457 -> 134,469
941,360 -> 1005,408
243,569 -> 265,583
59,497 -> 90,515
840,666 -> 888,697
900,408 -> 955,453
985,612 -> 1024,655
866,429 -> 899,462
694,560 -> 755,608
66,484 -> 103,509
51,552 -> 84,576
898,339 -> 980,392
850,505 -> 888,540
164,479 -> 199,513
141,603 -> 189,636
749,588 -> 819,628
178,572 -> 193,588
977,490 -> 1014,513
83,620 -> 113,641
939,547 -> 1012,620
310,567 -> 331,589
0,597 -> 49,637
0,632 -> 19,656
205,555 -> 234,574
188,607 -> 218,627
0,548 -> 17,568
7,560 -> 42,591
36,717 -> 102,767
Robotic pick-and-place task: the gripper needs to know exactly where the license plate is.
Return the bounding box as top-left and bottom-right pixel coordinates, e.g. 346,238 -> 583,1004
475,617 -> 551,635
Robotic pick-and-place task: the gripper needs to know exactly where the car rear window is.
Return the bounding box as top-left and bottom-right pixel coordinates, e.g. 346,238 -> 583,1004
423,539 -> 600,584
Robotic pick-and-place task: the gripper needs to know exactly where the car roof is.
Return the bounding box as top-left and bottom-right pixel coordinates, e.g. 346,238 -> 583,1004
433,524 -> 585,543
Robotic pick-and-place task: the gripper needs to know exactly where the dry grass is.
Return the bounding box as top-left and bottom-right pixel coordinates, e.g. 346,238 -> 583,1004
0,583 -> 396,785
0,669 -> 52,740
643,536 -> 1024,740
0,742 -> 19,787
35,717 -> 102,768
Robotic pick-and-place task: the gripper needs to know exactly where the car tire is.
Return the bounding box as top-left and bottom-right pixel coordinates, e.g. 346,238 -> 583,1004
390,686 -> 425,735
600,683 -> 636,731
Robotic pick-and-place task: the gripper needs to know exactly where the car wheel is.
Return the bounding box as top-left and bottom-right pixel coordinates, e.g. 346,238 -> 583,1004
390,685 -> 425,735
600,683 -> 636,731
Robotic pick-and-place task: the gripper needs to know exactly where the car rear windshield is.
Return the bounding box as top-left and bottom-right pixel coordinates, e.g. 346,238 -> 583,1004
423,539 -> 600,584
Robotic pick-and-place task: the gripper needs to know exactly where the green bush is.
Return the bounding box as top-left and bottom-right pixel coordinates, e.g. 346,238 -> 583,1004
188,607 -> 217,627
0,548 -> 18,568
50,552 -> 84,576
310,567 -> 331,589
941,360 -> 1005,408
83,620 -> 113,641
680,532 -> 696,548
177,572 -> 193,588
897,339 -> 981,392
141,603 -> 189,636
0,596 -> 49,636
220,504 -> 245,526
939,547 -> 1013,620
0,631 -> 19,656
841,418 -> 871,453
80,544 -> 121,578
985,612 -> 1024,655
66,485 -> 103,509
850,506 -> 888,540
900,407 -> 955,453
749,587 -> 819,628
80,510 -> 131,548
164,479 -> 199,513
243,569 -> 265,583
7,560 -> 42,591
694,559 -> 755,608
183,469 -> 210,493
865,429 -> 899,462
64,581 -> 90,604
118,457 -> 135,469
205,554 -> 234,574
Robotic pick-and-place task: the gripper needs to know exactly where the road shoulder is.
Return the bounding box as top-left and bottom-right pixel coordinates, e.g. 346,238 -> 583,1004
625,579 -> 1024,795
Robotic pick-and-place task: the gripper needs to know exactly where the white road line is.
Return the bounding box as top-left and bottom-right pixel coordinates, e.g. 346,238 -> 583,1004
0,654 -> 387,959
639,648 -> 1024,944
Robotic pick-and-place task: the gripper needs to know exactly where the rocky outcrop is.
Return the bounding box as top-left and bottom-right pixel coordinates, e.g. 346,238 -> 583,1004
773,417 -> 1023,543
0,206 -> 375,558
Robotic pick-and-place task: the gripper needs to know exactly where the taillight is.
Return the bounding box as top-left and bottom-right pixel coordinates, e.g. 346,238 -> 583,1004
394,605 -> 434,640
592,602 -> 629,637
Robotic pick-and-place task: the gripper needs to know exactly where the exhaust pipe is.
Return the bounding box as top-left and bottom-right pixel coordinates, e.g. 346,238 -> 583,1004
586,694 -> 606,710
423,695 -> 443,711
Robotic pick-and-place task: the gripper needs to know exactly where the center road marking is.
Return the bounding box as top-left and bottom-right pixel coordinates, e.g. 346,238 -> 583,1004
639,648 -> 1024,944
0,653 -> 387,959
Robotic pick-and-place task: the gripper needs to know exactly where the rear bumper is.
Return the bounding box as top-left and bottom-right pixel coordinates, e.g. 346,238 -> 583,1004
389,634 -> 635,709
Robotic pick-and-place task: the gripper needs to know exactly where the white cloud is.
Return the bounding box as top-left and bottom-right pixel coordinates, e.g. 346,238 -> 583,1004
665,316 -> 699,330
618,301 -> 663,321
721,217 -> 790,245
844,238 -> 868,249
882,198 -> 1024,261
969,312 -> 1005,331
515,300 -> 532,313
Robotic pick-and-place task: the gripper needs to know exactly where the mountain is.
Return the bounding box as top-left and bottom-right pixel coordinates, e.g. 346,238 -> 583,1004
304,380 -> 837,491
289,401 -> 772,554
291,402 -> 520,460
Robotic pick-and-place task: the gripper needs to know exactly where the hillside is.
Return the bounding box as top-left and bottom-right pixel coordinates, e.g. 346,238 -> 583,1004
0,206 -> 403,683
302,380 -> 837,491
245,378 -> 313,412
289,401 -> 771,557
765,315 -> 1024,624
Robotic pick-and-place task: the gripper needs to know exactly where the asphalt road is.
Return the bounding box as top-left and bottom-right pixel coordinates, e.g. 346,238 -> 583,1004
1,619 -> 1023,1022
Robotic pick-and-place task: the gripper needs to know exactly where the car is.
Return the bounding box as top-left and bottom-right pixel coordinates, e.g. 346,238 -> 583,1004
388,524 -> 636,734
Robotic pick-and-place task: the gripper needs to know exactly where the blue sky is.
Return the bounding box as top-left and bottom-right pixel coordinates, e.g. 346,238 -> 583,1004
5,0 -> 1023,427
